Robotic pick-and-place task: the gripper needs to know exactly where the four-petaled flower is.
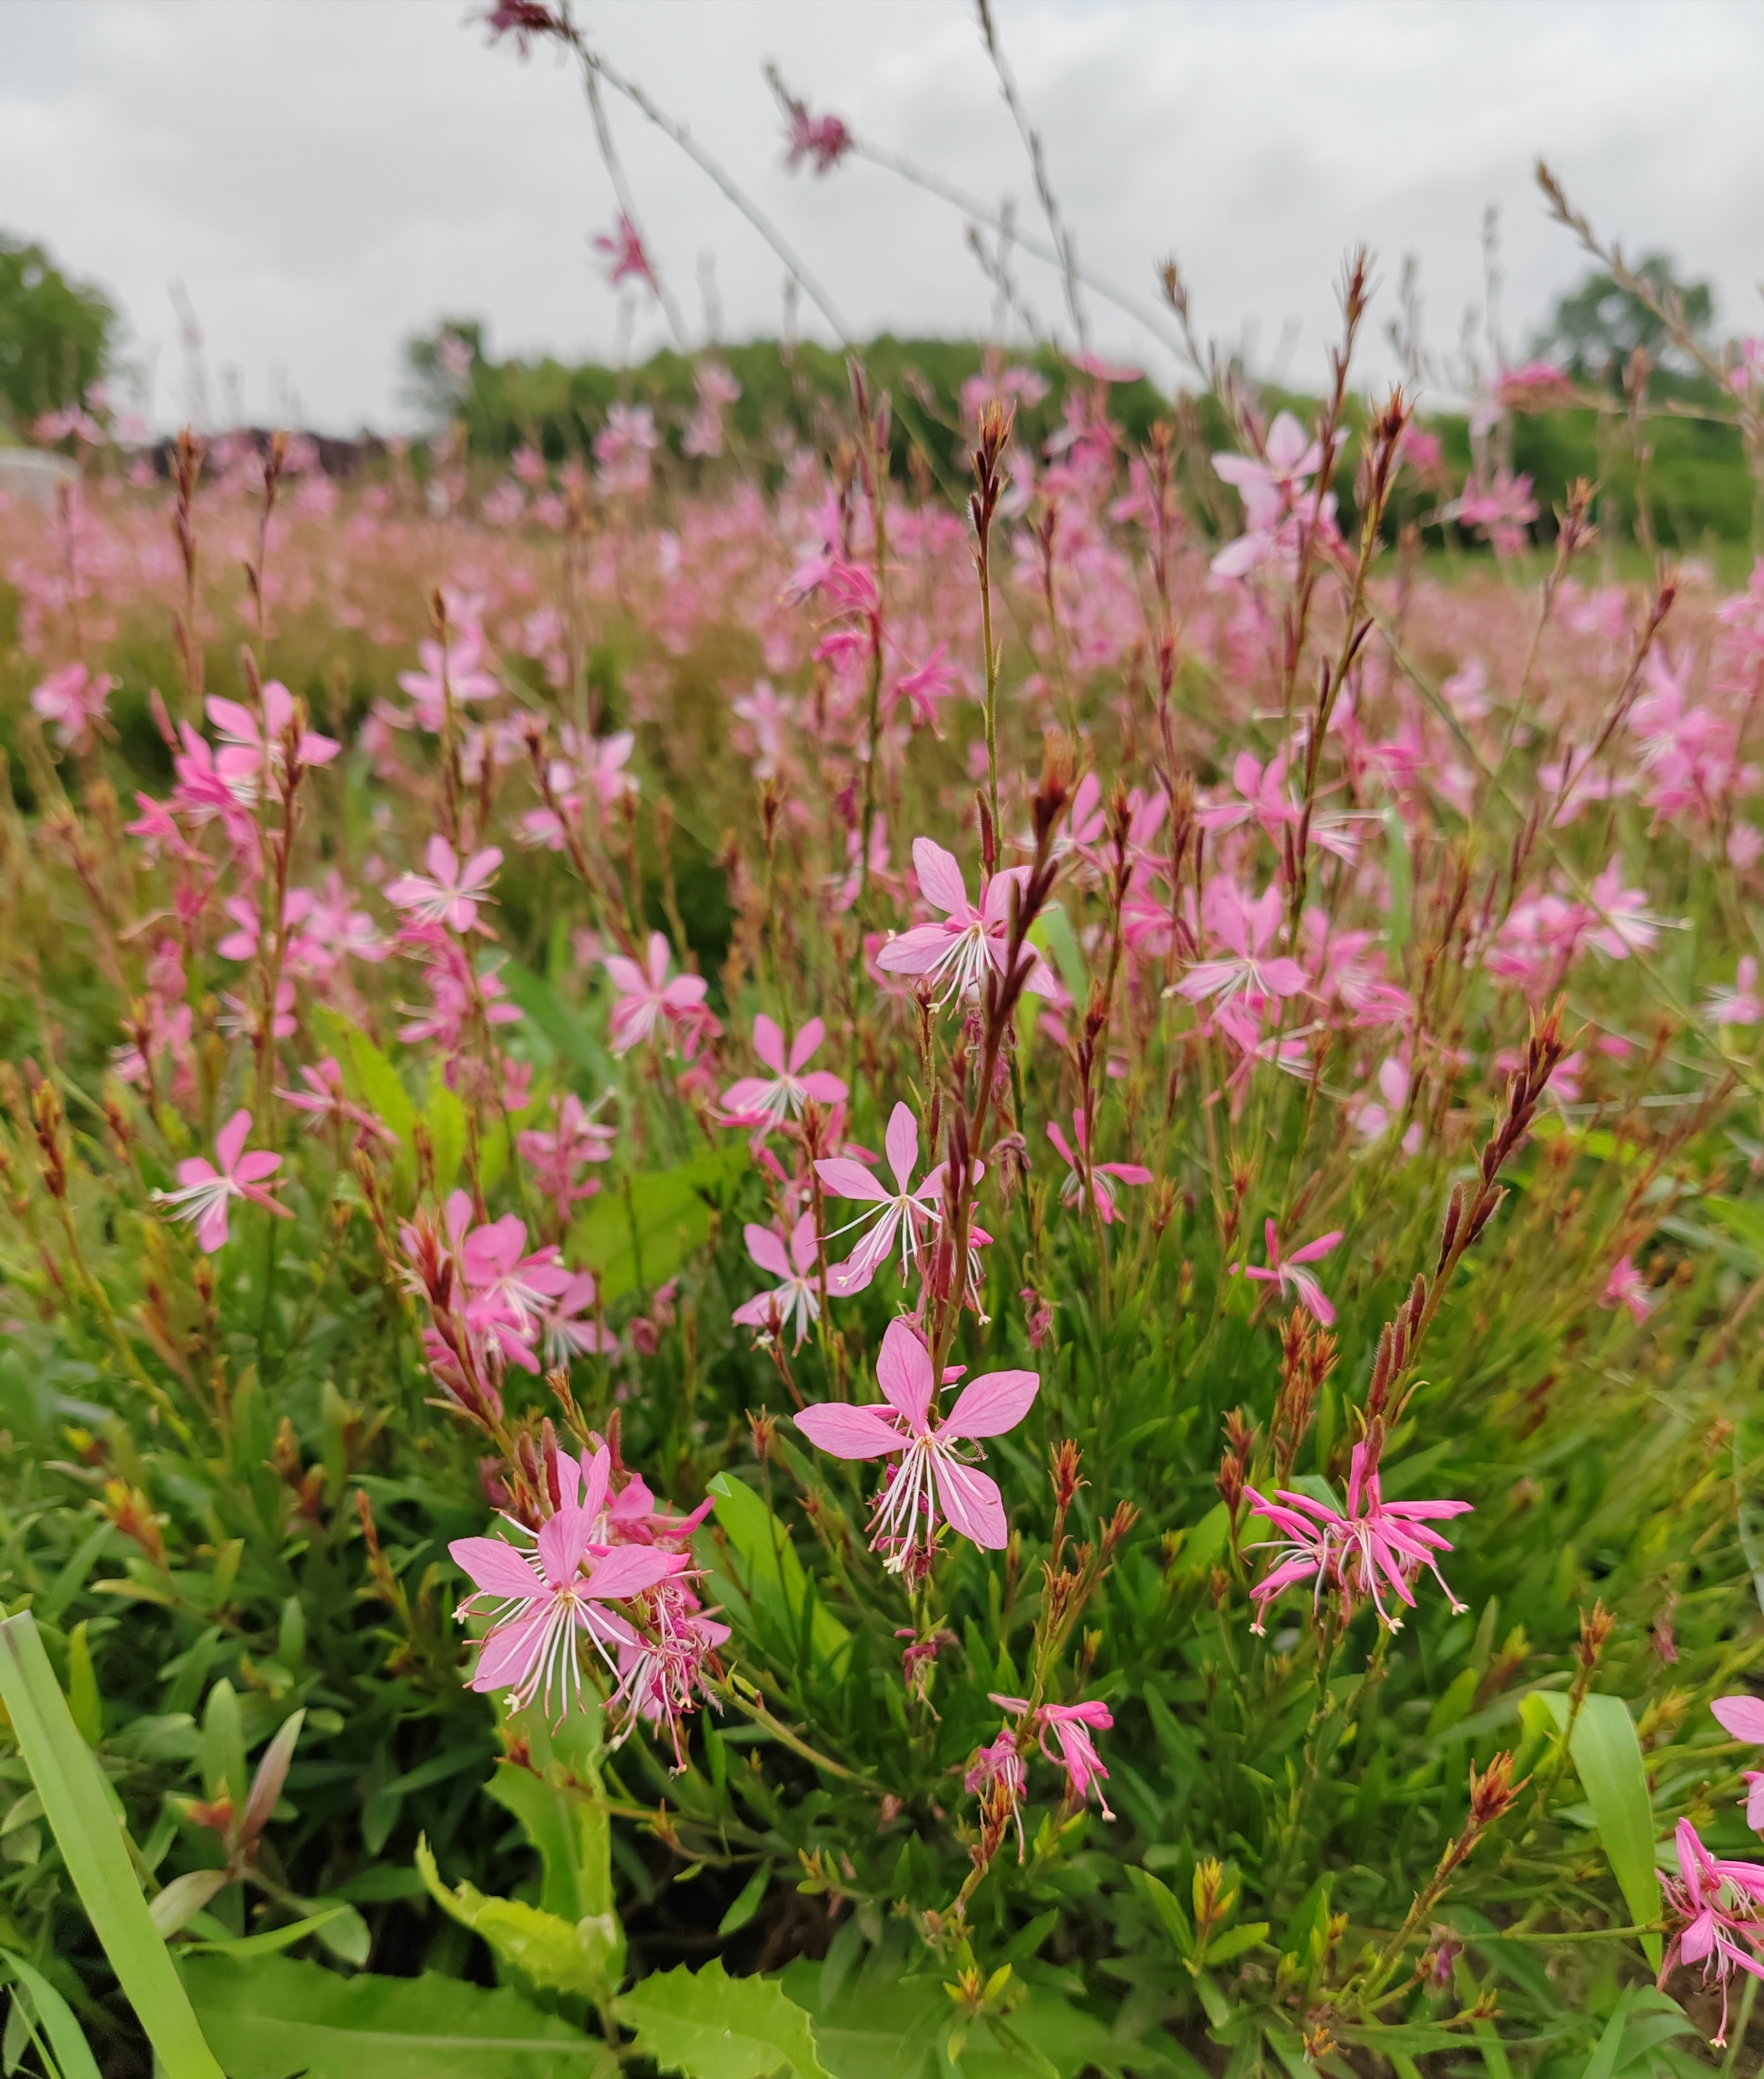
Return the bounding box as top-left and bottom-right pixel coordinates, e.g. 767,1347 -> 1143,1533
875,838 -> 1056,1006
794,1316 -> 1037,1570
1659,1817 -> 1764,2047
815,1101 -> 946,1294
990,1693 -> 1115,1818
1046,1111 -> 1152,1224
602,932 -> 709,1055
593,213 -> 659,291
386,837 -> 504,934
1234,1218 -> 1343,1325
153,1109 -> 291,1253
723,1014 -> 848,1126
732,1216 -> 823,1349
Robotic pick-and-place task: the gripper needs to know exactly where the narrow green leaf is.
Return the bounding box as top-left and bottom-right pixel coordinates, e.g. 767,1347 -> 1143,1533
718,1866 -> 769,1938
1,1950 -> 102,2079
1126,1866 -> 1193,1957
180,1953 -> 610,2078
1534,1693 -> 1663,1969
499,959 -> 614,1081
181,1905 -> 353,1960
0,1612 -> 224,2079
612,1960 -> 832,2079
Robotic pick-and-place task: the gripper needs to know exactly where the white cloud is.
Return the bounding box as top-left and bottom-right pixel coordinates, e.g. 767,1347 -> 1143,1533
2,0 -> 1759,430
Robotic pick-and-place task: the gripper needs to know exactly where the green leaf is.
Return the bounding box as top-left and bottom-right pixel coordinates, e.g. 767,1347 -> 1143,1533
0,1612 -> 225,2079
500,959 -> 614,1082
612,1960 -> 832,2079
1533,1693 -> 1663,1969
65,1622 -> 101,1744
426,1069 -> 469,1194
314,1008 -> 414,1146
1706,1195 -> 1764,1265
718,1865 -> 770,1937
1195,1922 -> 1268,1969
180,1905 -> 355,1960
569,1149 -> 747,1304
1,1949 -> 102,2079
180,1954 -> 611,2078
416,1837 -> 620,2002
706,1474 -> 850,1669
1126,1866 -> 1193,1957
1384,805 -> 1412,955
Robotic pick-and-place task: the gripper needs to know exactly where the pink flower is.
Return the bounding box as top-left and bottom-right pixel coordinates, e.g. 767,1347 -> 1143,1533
722,1015 -> 848,1126
1234,1218 -> 1342,1325
538,1271 -> 619,1365
815,1100 -> 945,1293
31,662 -> 115,752
208,682 -> 338,774
459,1205 -> 575,1372
988,1694 -> 1115,1817
602,933 -> 709,1055
1660,1818 -> 1764,2047
450,1501 -> 687,1717
593,213 -> 658,291
1602,1255 -> 1655,1323
1195,751 -> 1300,841
794,1316 -> 1038,1570
1707,957 -> 1763,1027
731,1215 -> 821,1348
1211,411 -> 1326,577
1046,1112 -> 1152,1224
386,837 -> 504,934
874,838 -> 1055,1005
1244,1441 -> 1471,1635
594,404 -> 660,498
398,632 -> 499,730
1712,1695 -> 1764,1833
1174,881 -> 1308,1007
892,646 -> 960,730
783,101 -> 852,175
277,1058 -> 396,1144
152,1109 -> 291,1253
518,1093 -> 615,1220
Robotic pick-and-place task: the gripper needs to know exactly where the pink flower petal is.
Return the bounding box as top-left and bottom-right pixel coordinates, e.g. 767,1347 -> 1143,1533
943,1367 -> 1039,1440
789,1017 -> 826,1073
450,1536 -> 542,1599
751,1013 -> 787,1073
884,1102 -> 919,1191
912,836 -> 969,917
876,1316 -> 934,1427
743,1223 -> 792,1280
586,1545 -> 688,1599
536,1506 -> 595,1586
794,1402 -> 905,1458
816,1157 -> 888,1202
934,1458 -> 1006,1548
214,1109 -> 253,1175
1714,1695 -> 1764,1746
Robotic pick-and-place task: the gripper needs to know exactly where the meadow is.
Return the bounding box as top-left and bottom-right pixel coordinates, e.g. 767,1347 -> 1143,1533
5,98 -> 1764,2079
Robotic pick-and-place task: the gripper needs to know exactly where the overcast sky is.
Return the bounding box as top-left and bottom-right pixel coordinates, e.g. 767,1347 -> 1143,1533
4,0 -> 1761,432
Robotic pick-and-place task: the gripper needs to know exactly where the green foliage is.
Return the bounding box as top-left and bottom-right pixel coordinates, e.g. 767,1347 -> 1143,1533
1528,1693 -> 1663,1969
570,1145 -> 748,1303
611,1960 -> 830,2079
0,232 -> 113,431
179,1953 -> 611,2078
1534,253 -> 1717,385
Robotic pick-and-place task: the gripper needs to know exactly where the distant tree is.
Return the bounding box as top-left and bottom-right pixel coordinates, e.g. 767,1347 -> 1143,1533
402,318 -> 487,428
0,233 -> 115,432
1533,251 -> 1714,385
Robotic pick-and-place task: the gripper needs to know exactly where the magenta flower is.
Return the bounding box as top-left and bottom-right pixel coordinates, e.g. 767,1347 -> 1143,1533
459,1207 -> 574,1374
449,1503 -> 687,1718
603,932 -> 709,1055
815,1101 -> 944,1294
1046,1111 -> 1152,1225
208,682 -> 338,774
277,1058 -> 397,1144
1602,1254 -> 1656,1323
1660,1817 -> 1764,2047
1712,1695 -> 1764,1831
593,213 -> 658,291
1174,881 -> 1308,1008
1244,1441 -> 1471,1635
1195,751 -> 1301,842
988,1694 -> 1115,1818
722,1015 -> 848,1126
1235,1219 -> 1343,1326
386,837 -> 504,934
875,839 -> 1056,1006
783,101 -> 852,175
794,1316 -> 1038,1570
153,1109 -> 290,1253
732,1216 -> 822,1349
1706,957 -> 1763,1027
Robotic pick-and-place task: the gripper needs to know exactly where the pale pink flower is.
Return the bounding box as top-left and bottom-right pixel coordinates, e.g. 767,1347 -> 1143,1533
602,932 -> 708,1055
208,682 -> 338,774
1234,1218 -> 1342,1325
794,1316 -> 1038,1570
1195,751 -> 1300,841
1046,1112 -> 1152,1224
722,1015 -> 848,1126
815,1101 -> 945,1294
386,837 -> 503,934
875,838 -> 1055,1005
518,1093 -> 615,1220
1174,881 -> 1308,1007
277,1058 -> 396,1143
152,1109 -> 290,1253
732,1215 -> 821,1348
450,1505 -> 686,1717
31,662 -> 115,751
539,1271 -> 620,1365
1706,957 -> 1763,1026
459,1206 -> 575,1373
398,632 -> 499,730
